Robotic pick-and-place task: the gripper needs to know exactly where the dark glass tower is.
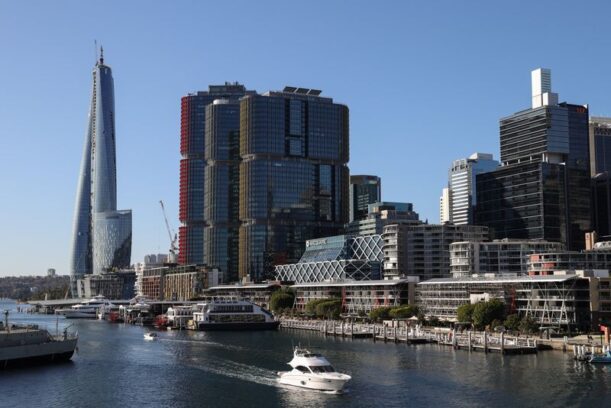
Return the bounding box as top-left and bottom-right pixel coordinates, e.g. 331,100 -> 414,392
476,69 -> 591,250
349,175 -> 381,222
238,87 -> 349,281
203,100 -> 241,283
589,117 -> 611,176
179,83 -> 254,265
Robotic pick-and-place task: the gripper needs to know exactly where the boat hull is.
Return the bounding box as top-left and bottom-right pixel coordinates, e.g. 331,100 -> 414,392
197,321 -> 280,331
278,373 -> 349,392
0,339 -> 78,369
60,312 -> 97,319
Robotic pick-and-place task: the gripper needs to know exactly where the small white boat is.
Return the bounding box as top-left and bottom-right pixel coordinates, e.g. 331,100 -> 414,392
143,332 -> 158,341
277,347 -> 351,392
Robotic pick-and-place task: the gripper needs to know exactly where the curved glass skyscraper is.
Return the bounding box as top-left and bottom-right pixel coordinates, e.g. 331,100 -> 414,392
70,51 -> 132,296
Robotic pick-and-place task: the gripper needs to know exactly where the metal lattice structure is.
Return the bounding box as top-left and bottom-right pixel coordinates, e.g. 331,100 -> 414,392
275,234 -> 383,283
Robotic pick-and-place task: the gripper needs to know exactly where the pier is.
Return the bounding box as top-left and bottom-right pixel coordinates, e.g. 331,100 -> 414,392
280,319 -> 538,354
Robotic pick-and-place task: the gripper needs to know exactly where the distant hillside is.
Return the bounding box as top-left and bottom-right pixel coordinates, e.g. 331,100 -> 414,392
0,275 -> 70,301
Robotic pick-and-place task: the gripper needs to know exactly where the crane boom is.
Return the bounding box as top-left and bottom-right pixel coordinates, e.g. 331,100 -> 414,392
159,200 -> 178,263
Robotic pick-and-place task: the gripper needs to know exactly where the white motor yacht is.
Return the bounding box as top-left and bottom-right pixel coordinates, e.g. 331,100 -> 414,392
143,332 -> 158,341
278,347 -> 351,392
57,296 -> 115,319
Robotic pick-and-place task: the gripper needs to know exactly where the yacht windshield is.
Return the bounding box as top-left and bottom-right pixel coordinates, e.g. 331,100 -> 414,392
310,365 -> 335,373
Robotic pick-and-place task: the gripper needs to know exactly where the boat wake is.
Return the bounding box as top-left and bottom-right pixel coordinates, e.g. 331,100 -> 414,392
184,356 -> 279,387
158,337 -> 244,351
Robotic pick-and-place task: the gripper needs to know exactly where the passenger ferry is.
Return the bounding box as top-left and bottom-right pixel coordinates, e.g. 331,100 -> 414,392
192,298 -> 279,331
56,295 -> 115,319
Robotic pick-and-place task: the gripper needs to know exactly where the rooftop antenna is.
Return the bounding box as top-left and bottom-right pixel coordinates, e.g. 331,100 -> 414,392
94,40 -> 98,65
100,45 -> 104,65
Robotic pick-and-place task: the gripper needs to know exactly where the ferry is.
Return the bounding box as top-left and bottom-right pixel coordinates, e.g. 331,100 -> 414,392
56,295 -> 115,319
277,347 -> 351,392
1,310 -> 78,369
192,299 -> 279,331
166,305 -> 194,329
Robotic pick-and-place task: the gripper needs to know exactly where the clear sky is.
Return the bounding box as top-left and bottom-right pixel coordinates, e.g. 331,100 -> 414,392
1,1 -> 610,276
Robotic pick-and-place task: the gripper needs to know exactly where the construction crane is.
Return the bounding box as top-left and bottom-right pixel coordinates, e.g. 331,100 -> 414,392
159,200 -> 178,263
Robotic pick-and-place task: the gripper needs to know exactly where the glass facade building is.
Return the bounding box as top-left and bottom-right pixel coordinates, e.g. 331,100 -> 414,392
70,52 -> 132,296
203,99 -> 241,283
476,70 -> 591,251
239,88 -> 349,281
442,153 -> 498,225
589,117 -> 611,176
179,83 -> 255,265
349,175 -> 381,222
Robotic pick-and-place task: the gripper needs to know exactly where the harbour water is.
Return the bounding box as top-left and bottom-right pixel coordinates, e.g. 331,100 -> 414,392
0,300 -> 609,407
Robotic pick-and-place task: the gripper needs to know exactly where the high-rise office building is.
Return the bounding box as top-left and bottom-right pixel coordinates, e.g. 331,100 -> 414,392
440,153 -> 498,225
589,117 -> 611,176
238,87 -> 349,281
349,175 -> 381,222
178,83 -> 255,265
70,50 -> 132,296
476,68 -> 591,250
203,99 -> 242,283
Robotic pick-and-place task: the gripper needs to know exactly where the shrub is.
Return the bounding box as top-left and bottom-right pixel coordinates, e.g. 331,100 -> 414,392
504,314 -> 521,331
456,303 -> 475,324
269,290 -> 295,312
315,299 -> 342,319
388,305 -> 419,319
369,307 -> 392,322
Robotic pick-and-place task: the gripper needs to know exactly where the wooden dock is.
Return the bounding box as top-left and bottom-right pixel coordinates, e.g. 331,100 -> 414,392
280,319 -> 538,354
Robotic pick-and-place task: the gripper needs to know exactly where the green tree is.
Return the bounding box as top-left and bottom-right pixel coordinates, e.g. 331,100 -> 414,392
427,316 -> 441,327
504,314 -> 521,331
315,299 -> 342,319
269,289 -> 295,313
519,316 -> 538,334
472,299 -> 506,330
369,306 -> 392,322
456,303 -> 475,324
389,305 -> 419,319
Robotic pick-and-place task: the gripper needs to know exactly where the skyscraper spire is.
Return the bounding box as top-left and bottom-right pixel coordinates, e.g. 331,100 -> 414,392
99,46 -> 104,65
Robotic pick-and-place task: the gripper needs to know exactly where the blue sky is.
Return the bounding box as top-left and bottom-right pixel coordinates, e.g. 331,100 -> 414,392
1,1 -> 610,276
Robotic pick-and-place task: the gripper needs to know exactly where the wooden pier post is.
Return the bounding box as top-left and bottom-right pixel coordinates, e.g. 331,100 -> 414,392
500,331 -> 505,354
351,321 -> 354,339
484,331 -> 488,353
394,327 -> 398,343
468,331 -> 472,351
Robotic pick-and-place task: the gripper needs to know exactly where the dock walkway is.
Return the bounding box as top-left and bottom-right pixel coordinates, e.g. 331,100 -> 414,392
280,319 -> 538,354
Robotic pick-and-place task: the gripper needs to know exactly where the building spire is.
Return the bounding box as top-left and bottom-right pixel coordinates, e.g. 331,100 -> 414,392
100,46 -> 104,65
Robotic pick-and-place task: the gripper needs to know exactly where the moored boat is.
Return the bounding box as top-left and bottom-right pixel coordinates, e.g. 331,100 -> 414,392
589,350 -> 611,364
277,347 -> 351,392
1,310 -> 78,369
56,295 -> 114,319
192,298 -> 279,331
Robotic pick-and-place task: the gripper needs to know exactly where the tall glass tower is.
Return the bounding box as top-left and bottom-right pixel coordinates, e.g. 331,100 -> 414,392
70,50 -> 132,296
239,87 -> 349,281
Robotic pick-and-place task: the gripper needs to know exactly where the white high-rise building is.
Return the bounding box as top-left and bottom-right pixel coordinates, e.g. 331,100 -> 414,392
440,153 -> 498,225
440,187 -> 452,223
531,68 -> 558,109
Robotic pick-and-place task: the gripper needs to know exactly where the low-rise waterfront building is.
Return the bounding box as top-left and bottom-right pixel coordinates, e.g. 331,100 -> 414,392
527,242 -> 611,275
76,270 -> 136,299
416,271 -> 611,331
275,234 -> 384,283
292,278 -> 419,315
450,239 -> 564,277
383,223 -> 488,280
139,265 -> 218,301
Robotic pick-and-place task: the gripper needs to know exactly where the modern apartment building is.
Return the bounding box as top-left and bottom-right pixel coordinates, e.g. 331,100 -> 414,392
238,87 -> 349,281
476,68 -> 591,250
69,50 -> 132,296
349,175 -> 381,222
449,239 -> 564,277
382,223 -> 488,280
440,153 -> 498,225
